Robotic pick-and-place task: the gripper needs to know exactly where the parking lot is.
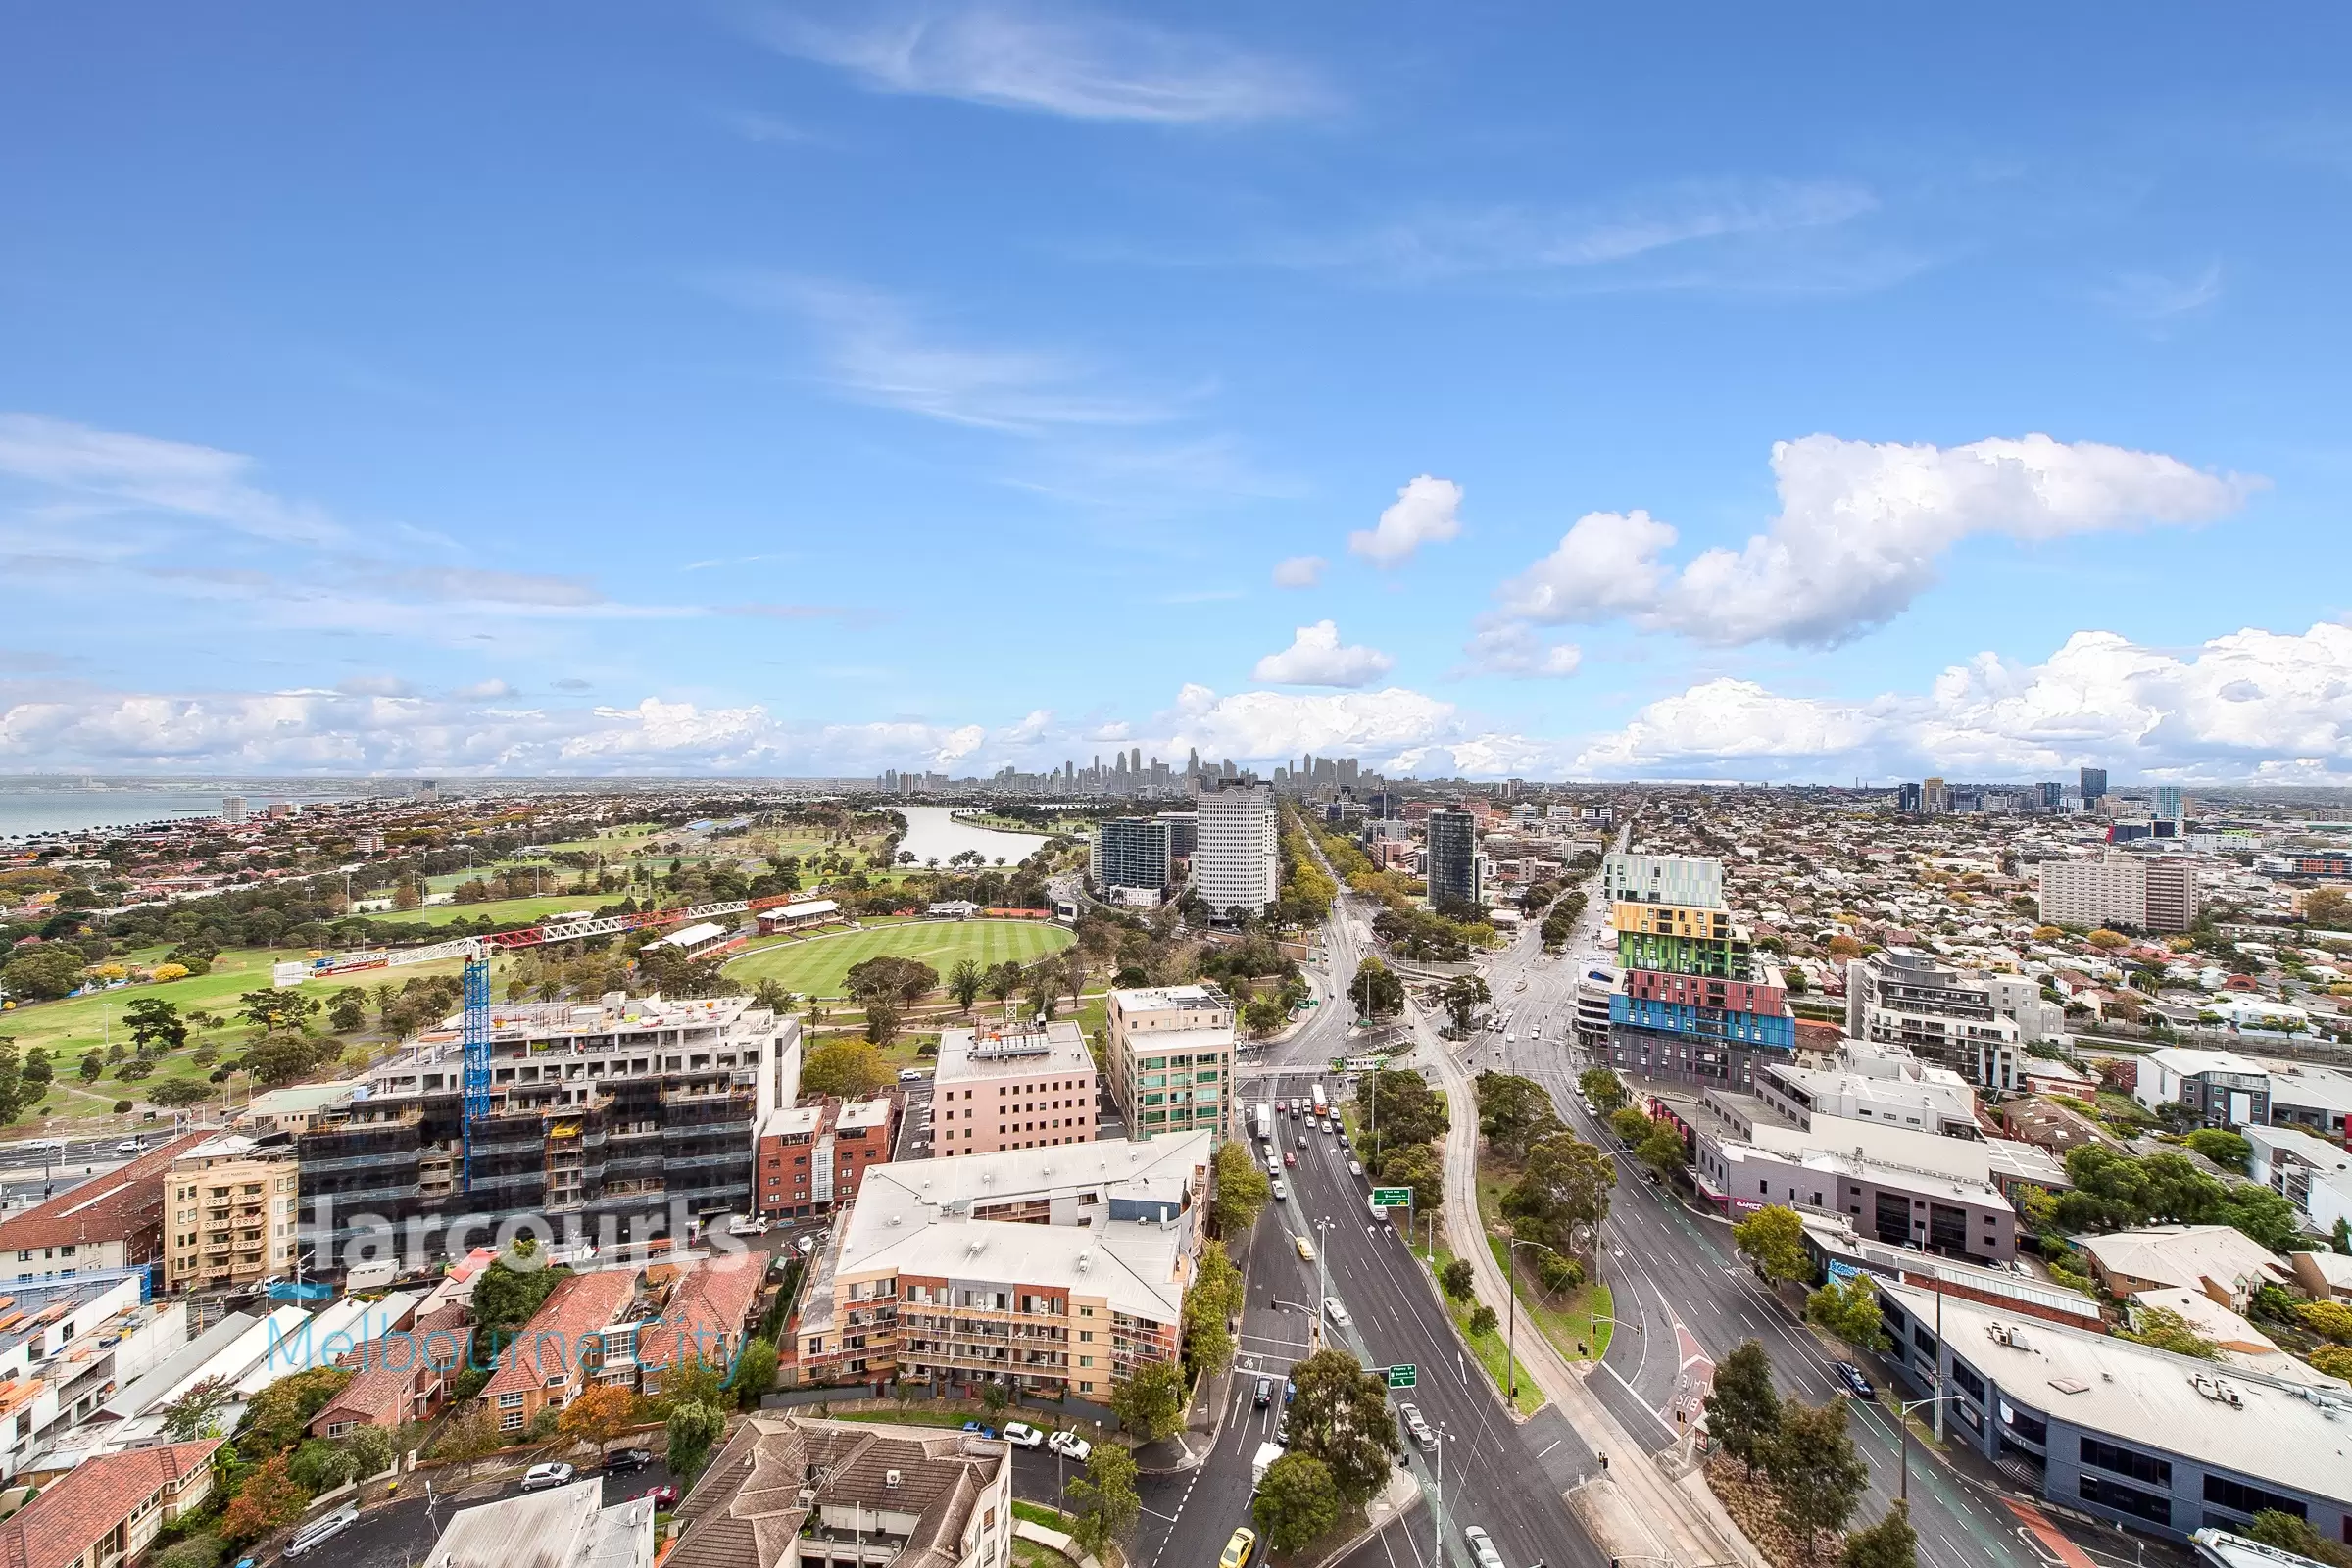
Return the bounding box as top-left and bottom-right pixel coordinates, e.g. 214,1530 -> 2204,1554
327,1452 -> 680,1568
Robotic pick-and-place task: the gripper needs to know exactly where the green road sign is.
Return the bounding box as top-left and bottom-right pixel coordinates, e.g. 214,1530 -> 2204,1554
1370,1187 -> 1413,1208
1386,1364 -> 1416,1389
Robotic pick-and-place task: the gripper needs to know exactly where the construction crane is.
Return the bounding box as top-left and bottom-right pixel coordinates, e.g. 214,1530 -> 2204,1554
275,893 -> 812,1189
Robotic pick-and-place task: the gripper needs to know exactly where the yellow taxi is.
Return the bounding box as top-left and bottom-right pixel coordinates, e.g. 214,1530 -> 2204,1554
1220,1527 -> 1257,1568
1294,1236 -> 1316,1262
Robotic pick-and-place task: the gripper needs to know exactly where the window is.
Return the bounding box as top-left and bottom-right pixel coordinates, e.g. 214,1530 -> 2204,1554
2078,1475 -> 2171,1525
2080,1437 -> 2171,1489
2202,1476 -> 2304,1521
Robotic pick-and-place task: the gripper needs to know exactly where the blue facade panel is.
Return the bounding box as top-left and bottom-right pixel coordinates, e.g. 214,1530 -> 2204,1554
1609,993 -> 1795,1051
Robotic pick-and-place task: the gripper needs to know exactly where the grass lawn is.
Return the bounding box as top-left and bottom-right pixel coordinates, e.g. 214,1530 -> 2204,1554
372,893 -> 615,928
1406,1235 -> 1545,1418
728,920 -> 1073,999
0,945 -> 475,1129
1472,1153 -> 1613,1363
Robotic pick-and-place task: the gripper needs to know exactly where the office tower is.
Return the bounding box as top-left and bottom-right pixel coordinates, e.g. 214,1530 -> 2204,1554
2080,766 -> 2108,805
1897,782 -> 1923,813
1192,782 -> 1277,918
1600,852 -> 1724,908
1424,808 -> 1480,906
2036,781 -> 2064,811
2153,785 -> 2184,821
1922,777 -> 1951,814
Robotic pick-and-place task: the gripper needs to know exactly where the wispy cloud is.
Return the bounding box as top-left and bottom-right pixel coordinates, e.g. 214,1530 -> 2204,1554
0,413 -> 345,545
712,274 -> 1177,434
716,602 -> 884,626
747,2 -> 1333,124
2091,261 -> 2223,322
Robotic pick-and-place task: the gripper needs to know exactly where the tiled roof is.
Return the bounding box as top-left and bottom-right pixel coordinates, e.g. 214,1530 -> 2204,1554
482,1270 -> 638,1399
0,1440 -> 221,1568
668,1418 -> 1004,1568
0,1132 -> 211,1252
639,1254 -> 762,1375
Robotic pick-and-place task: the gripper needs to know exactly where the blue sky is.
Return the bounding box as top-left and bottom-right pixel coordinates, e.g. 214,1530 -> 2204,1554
5,3 -> 2350,781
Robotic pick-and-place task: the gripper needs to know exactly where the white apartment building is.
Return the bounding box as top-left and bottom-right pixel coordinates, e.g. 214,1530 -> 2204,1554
2038,852 -> 2201,933
1192,782 -> 1277,918
1756,1039 -> 1981,1139
1105,985 -> 1234,1140
1845,948 -> 2024,1090
1600,852 -> 1724,909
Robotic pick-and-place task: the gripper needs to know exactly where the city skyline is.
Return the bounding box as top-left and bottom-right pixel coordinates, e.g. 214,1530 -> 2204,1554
5,7 -> 2349,783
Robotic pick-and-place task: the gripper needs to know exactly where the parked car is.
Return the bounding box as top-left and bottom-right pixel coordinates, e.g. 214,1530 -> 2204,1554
1048,1430 -> 1092,1461
1833,1361 -> 1877,1401
727,1214 -> 770,1236
1003,1422 -> 1047,1448
283,1506 -> 359,1559
1323,1296 -> 1350,1327
603,1448 -> 655,1473
637,1484 -> 679,1508
1220,1529 -> 1258,1568
520,1463 -> 575,1492
961,1420 -> 999,1438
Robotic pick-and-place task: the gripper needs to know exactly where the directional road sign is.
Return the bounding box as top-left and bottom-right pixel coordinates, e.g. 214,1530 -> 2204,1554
1369,1187 -> 1413,1208
1386,1364 -> 1416,1389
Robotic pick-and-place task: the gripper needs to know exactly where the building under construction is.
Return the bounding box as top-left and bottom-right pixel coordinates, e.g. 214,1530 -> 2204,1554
296,993 -> 802,1270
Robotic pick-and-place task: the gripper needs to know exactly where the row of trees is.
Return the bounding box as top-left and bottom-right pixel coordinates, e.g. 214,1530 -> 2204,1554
1475,1071 -> 1614,1284
1703,1340 -> 1914,1567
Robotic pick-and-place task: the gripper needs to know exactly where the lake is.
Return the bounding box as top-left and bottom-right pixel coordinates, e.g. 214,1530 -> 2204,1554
0,783 -> 368,840
889,805 -> 1058,867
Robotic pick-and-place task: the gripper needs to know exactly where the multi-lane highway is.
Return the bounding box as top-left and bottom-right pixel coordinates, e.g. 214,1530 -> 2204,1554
1114,891 -> 1613,1568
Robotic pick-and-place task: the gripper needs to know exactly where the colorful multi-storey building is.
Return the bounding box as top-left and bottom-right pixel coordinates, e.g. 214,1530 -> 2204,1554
1604,854 -> 1794,1088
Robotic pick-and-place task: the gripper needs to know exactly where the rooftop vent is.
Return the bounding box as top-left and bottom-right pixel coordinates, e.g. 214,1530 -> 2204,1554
885,1469 -> 902,1488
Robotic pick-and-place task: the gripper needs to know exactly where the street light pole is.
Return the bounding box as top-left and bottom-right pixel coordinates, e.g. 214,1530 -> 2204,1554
1502,1237 -> 1559,1399
1893,1393 -> 1959,1502
1433,1422 -> 1449,1565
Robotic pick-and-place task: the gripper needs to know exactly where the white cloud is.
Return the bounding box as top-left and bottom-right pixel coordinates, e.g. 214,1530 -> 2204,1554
755,2 -> 1331,123
1251,620 -> 1394,688
1457,623 -> 1582,679
1570,619 -> 2352,782
1494,434 -> 2254,649
1163,682 -> 1459,765
2093,262 -> 2224,322
0,413 -> 344,545
1271,554 -> 1326,589
1348,474 -> 1462,567
1493,509 -> 1677,624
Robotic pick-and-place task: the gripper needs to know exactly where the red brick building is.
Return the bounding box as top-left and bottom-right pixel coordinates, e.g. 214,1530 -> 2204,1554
755,1097 -> 896,1219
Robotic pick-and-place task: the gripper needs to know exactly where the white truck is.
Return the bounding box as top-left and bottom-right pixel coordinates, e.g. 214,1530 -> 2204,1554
1310,1084 -> 1328,1115
1250,1441 -> 1287,1493
1252,1102 -> 1274,1143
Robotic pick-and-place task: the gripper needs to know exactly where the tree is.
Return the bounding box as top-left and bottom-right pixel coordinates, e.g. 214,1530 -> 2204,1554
1502,1131 -> 1613,1253
79,1052 -> 102,1082
125,997 -> 187,1054
1840,1503 -> 1919,1568
2308,1345 -> 2352,1381
1578,1068 -> 1629,1111
948,958 -> 984,1012
237,1367 -> 355,1460
1286,1349 -> 1400,1506
1350,956 -> 1404,1018
1109,1358 -> 1187,1443
1213,1141 -> 1272,1235
2296,1299 -> 2352,1343
1477,1073 -> 1562,1159
1243,993 -> 1289,1037
732,1338 -> 779,1408
2306,887 -> 2351,931
2184,1128 -> 2251,1173
151,1079 -> 212,1108
220,1455 -> 307,1544
289,1437 -> 360,1494
1636,1118 -> 1687,1179
1804,1274 -> 1888,1352
1765,1396 -> 1870,1549
1063,1439 -> 1141,1556
2247,1510 -> 2352,1568
801,1039 -> 892,1100
159,1376 -> 235,1440
1356,1069 -> 1446,1152
2,945 -> 85,1002
1377,1141 -> 1443,1211
665,1399 -> 727,1486
471,1259 -> 572,1350
1440,1257 -> 1475,1300
1468,1303 -> 1497,1336
1609,1105 -> 1655,1146
1704,1340 -> 1782,1476
559,1382 -> 639,1446
1734,1204 -> 1811,1285
845,956 -> 939,1008
1253,1452 -> 1343,1551
1441,974 -> 1491,1037
1184,1241 -> 1244,1376
2118,1305 -> 2219,1359
861,994 -> 902,1046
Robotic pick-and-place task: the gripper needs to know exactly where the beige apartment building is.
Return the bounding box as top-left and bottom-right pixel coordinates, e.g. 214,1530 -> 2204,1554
162,1133 -> 299,1293
931,1019 -> 1098,1155
1104,985 -> 1233,1140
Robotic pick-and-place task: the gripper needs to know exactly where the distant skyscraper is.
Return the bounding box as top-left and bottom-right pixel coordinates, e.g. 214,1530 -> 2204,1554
1922,776 -> 1951,814
2153,785 -> 2184,821
1091,817 -> 1172,900
220,795 -> 248,824
2080,766 -> 2108,805
1424,808 -> 1480,906
1897,782 -> 1923,813
2036,781 -> 2065,811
